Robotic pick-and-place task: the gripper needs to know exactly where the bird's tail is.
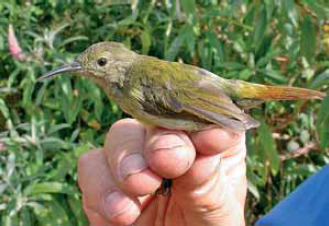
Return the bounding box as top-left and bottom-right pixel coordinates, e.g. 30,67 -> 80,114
232,80 -> 325,100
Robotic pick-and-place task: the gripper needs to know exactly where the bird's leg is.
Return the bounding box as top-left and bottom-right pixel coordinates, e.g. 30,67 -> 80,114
156,178 -> 172,195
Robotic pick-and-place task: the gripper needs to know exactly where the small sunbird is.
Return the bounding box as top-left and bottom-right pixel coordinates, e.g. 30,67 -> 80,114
38,42 -> 325,132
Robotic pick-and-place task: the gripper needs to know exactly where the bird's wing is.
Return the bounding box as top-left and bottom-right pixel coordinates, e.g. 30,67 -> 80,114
176,78 -> 260,131
130,57 -> 259,131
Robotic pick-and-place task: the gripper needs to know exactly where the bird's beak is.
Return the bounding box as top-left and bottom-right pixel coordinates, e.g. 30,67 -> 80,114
37,62 -> 83,81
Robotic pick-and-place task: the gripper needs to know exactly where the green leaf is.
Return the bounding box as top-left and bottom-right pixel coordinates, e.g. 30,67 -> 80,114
6,153 -> 16,179
47,123 -> 70,135
40,137 -> 68,150
67,195 -> 88,226
21,207 -> 32,226
247,180 -> 260,200
21,79 -> 35,109
264,0 -> 275,21
257,69 -> 287,83
7,68 -> 20,88
106,0 -> 133,5
220,62 -> 246,70
185,25 -> 195,55
32,200 -> 70,226
47,200 -> 70,226
300,15 -> 317,63
83,80 -> 104,121
140,28 -> 152,54
32,202 -> 54,226
283,0 -> 298,27
165,26 -> 189,61
0,98 -> 9,119
0,183 -> 8,194
253,5 -> 267,52
258,122 -> 280,175
73,143 -> 90,158
61,89 -> 82,124
25,182 -> 77,196
207,30 -> 224,63
310,69 -> 329,89
70,128 -> 80,142
180,0 -> 196,16
58,36 -> 89,48
2,213 -> 19,226
316,96 -> 329,150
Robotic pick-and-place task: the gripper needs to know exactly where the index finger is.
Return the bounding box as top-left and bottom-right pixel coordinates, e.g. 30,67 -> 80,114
104,119 -> 162,195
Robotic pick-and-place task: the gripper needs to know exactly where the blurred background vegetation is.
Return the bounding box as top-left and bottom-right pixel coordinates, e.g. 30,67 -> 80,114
1,0 -> 329,225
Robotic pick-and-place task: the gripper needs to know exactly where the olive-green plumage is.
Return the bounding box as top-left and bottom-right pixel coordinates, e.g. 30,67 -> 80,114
39,42 -> 326,132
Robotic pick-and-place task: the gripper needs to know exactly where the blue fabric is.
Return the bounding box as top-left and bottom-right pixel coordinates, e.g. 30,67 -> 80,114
256,165 -> 329,226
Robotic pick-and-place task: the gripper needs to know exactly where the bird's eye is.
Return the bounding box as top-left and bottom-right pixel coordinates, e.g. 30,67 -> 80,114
97,58 -> 107,67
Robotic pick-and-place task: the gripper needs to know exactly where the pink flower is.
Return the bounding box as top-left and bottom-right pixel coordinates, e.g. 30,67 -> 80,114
8,24 -> 26,61
0,142 -> 6,152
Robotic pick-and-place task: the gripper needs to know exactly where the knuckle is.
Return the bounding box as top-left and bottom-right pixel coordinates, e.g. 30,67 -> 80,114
106,119 -> 142,142
147,133 -> 190,152
110,118 -> 139,132
78,152 -> 92,170
78,149 -> 102,171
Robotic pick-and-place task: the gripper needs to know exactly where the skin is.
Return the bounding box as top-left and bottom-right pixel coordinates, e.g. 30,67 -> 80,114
78,118 -> 247,226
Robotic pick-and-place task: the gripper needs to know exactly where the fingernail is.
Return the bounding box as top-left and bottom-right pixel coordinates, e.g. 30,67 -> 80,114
105,191 -> 134,218
149,134 -> 187,151
198,124 -> 219,131
120,153 -> 147,181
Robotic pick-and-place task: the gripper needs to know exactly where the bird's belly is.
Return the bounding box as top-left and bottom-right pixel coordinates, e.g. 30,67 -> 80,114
119,102 -> 208,131
134,112 -> 209,131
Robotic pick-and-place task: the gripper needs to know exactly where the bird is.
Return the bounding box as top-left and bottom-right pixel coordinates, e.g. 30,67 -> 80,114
38,42 -> 326,195
38,41 -> 325,132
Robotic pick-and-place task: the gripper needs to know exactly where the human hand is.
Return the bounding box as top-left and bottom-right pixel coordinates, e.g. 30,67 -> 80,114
78,119 -> 247,226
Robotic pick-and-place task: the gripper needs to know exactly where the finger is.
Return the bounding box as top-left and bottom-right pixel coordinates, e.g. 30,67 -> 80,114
192,128 -> 247,204
174,152 -> 246,225
104,119 -> 162,195
175,128 -> 247,206
220,135 -> 247,205
82,201 -> 112,226
78,149 -> 141,225
190,126 -> 244,156
144,127 -> 196,179
175,139 -> 247,203
175,127 -> 245,190
174,153 -> 220,187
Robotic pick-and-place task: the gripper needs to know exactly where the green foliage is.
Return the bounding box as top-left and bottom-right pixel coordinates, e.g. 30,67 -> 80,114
317,96 -> 329,150
0,0 -> 328,225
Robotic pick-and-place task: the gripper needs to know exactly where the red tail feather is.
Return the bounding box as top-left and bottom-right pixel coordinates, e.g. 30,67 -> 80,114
237,82 -> 325,100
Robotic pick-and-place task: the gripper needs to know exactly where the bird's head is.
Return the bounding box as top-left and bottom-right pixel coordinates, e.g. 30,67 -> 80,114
38,42 -> 136,84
